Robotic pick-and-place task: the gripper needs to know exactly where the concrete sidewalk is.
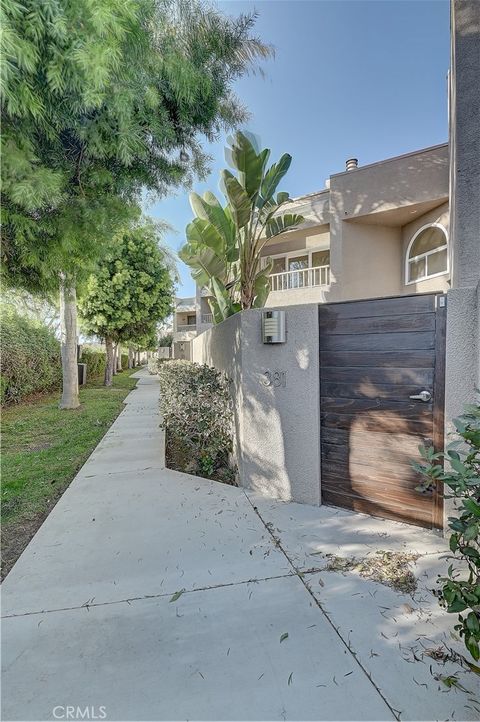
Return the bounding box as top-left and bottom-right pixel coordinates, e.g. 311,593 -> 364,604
2,370 -> 478,721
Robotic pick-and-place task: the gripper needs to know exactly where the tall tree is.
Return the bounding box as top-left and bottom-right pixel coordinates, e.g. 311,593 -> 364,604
1,0 -> 272,407
80,222 -> 174,386
179,132 -> 303,322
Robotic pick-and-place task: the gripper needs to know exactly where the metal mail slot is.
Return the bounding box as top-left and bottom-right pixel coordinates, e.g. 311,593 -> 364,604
262,310 -> 286,344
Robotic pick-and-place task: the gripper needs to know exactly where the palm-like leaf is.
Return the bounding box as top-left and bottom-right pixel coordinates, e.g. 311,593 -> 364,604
190,192 -> 236,248
259,154 -> 292,207
225,132 -> 269,199
221,170 -> 251,228
181,132 -> 303,322
266,213 -> 304,239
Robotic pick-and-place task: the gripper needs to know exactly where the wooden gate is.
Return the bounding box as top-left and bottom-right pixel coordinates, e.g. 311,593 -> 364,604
319,294 -> 446,529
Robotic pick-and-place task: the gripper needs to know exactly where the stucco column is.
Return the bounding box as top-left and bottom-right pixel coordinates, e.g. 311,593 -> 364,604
449,1 -> 480,288
444,0 -> 480,530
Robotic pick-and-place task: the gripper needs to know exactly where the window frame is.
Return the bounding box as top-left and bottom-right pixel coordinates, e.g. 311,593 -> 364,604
405,222 -> 449,285
261,245 -> 330,274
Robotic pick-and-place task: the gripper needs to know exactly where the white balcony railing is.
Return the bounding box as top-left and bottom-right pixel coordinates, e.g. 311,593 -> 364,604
176,323 -> 197,332
269,265 -> 330,292
201,313 -> 213,324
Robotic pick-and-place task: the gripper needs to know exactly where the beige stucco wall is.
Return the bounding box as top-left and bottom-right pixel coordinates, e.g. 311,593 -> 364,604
401,202 -> 450,294
261,225 -> 330,259
265,286 -> 329,307
328,222 -> 403,301
330,144 -> 449,221
172,340 -> 192,360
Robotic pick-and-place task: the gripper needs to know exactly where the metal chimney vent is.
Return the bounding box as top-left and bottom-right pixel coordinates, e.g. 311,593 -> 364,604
345,158 -> 358,172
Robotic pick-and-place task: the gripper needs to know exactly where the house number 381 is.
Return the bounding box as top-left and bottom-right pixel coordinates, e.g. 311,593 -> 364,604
262,370 -> 287,388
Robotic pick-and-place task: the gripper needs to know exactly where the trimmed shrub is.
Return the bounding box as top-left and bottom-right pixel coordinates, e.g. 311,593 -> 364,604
80,348 -> 107,379
148,357 -> 159,375
121,353 -> 129,369
148,355 -> 170,374
1,309 -> 62,405
158,360 -> 236,483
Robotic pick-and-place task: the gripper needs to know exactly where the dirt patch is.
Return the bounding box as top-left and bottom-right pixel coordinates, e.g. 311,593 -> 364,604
166,429 -> 237,486
1,505 -> 57,580
324,550 -> 420,594
25,441 -> 53,452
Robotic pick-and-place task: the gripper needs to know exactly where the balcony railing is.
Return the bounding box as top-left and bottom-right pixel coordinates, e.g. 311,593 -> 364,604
176,323 -> 197,332
269,265 -> 330,292
201,313 -> 213,324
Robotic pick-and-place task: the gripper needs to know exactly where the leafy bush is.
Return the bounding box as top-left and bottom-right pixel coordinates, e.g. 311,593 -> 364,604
158,332 -> 173,348
148,357 -> 159,375
148,354 -> 171,374
414,402 -> 480,662
1,309 -> 62,405
158,360 -> 236,482
80,348 -> 106,379
121,353 -> 128,369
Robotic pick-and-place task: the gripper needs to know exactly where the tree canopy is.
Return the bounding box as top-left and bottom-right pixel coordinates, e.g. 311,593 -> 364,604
1,0 -> 271,405
80,221 -> 174,384
1,0 -> 272,291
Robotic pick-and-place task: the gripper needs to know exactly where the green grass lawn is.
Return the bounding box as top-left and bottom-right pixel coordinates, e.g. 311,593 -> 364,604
1,369 -> 138,578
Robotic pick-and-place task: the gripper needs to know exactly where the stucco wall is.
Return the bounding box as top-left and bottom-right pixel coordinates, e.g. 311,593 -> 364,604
450,1 -> 480,288
330,144 -> 449,221
192,306 -> 321,506
261,226 -> 330,258
329,222 -> 403,301
172,340 -> 192,361
265,286 -> 329,308
443,2 -> 480,529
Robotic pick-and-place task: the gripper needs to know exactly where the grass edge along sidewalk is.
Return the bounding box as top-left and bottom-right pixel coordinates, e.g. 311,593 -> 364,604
1,370 -> 138,579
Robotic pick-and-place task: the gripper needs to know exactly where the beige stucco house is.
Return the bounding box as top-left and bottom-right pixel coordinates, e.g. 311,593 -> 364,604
261,142 -> 450,307
172,291 -> 214,359
174,142 -> 451,358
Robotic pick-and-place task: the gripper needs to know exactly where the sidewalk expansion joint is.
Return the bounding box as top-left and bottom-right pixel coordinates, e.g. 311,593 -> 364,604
2,572 -> 296,620
245,491 -> 401,722
79,465 -> 165,479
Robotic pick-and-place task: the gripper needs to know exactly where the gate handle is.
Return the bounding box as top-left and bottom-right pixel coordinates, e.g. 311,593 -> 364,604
409,390 -> 432,402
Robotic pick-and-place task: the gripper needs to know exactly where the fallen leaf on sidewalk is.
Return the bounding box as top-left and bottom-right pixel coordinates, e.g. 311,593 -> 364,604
170,589 -> 185,603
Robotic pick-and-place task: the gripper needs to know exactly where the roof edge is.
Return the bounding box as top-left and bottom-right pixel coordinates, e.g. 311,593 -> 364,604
330,142 -> 449,179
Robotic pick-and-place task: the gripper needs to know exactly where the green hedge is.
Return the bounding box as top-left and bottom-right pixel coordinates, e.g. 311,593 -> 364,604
80,348 -> 129,378
80,348 -> 106,379
1,310 -> 62,405
158,360 -> 236,481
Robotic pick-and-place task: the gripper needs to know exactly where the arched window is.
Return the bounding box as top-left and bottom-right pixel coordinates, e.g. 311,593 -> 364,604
406,223 -> 448,284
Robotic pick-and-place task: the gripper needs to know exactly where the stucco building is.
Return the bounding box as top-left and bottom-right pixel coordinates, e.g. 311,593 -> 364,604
174,142 -> 451,358
261,143 -> 450,306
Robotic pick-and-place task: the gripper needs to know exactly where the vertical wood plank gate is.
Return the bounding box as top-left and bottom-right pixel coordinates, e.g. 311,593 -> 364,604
319,293 -> 446,529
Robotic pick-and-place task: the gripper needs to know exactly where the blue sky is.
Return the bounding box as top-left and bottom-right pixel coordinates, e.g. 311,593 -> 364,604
146,0 -> 450,298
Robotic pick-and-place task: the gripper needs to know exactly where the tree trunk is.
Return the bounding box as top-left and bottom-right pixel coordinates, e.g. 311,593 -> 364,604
112,344 -> 118,375
128,347 -> 134,369
59,275 -> 80,409
117,344 -> 123,372
104,337 -> 114,387
137,350 -> 141,366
